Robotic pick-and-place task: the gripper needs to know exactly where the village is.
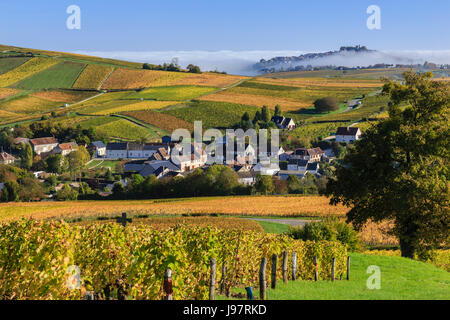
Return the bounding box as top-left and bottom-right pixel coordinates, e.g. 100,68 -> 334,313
0,119 -> 362,200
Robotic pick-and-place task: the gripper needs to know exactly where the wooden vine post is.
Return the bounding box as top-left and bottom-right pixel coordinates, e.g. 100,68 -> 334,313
209,258 -> 216,300
259,257 -> 267,300
282,251 -> 288,283
331,257 -> 336,282
347,256 -> 351,281
292,252 -> 297,281
271,254 -> 277,289
314,256 -> 319,281
164,269 -> 173,300
219,263 -> 226,294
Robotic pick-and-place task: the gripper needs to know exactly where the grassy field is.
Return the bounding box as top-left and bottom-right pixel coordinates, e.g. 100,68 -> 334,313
256,220 -> 291,234
124,85 -> 218,101
12,61 -> 86,89
0,195 -> 347,222
219,252 -> 450,300
0,57 -> 59,87
72,64 -> 115,89
93,117 -> 159,141
0,57 -> 31,75
0,95 -> 60,115
164,100 -> 260,129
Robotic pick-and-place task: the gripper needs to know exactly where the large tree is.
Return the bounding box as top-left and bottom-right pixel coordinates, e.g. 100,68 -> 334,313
326,72 -> 449,258
314,97 -> 339,113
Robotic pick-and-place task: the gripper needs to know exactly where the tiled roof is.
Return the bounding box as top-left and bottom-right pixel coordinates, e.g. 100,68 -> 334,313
336,127 -> 360,136
30,137 -> 58,146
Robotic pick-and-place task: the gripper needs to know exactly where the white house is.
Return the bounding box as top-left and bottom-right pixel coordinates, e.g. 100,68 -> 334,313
90,141 -> 106,157
271,116 -> 296,130
30,137 -> 59,155
0,152 -> 16,165
53,142 -> 78,156
335,127 -> 362,143
252,162 -> 280,176
289,147 -> 324,162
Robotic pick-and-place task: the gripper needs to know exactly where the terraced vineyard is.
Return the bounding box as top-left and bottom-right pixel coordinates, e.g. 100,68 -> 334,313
73,64 -> 115,90
0,57 -> 58,87
12,61 -> 86,89
124,85 -> 218,101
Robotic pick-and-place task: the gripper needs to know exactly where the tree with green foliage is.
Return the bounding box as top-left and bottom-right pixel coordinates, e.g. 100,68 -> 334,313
187,64 -> 201,73
56,184 -> 78,201
253,110 -> 262,124
21,143 -> 33,170
46,154 -> 68,174
1,181 -> 20,202
274,105 -> 281,117
314,97 -> 339,113
261,105 -> 270,122
68,146 -> 90,179
326,71 -> 449,259
253,174 -> 274,195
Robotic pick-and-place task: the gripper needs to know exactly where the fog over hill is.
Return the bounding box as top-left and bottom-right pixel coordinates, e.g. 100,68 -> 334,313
75,48 -> 450,76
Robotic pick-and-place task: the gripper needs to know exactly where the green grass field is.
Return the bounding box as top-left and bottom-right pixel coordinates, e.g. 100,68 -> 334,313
0,57 -> 31,75
125,85 -> 218,101
256,220 -> 291,234
219,253 -> 450,300
12,61 -> 86,89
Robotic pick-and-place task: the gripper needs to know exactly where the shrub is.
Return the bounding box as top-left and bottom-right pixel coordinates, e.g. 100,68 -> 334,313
287,217 -> 361,252
313,96 -> 339,113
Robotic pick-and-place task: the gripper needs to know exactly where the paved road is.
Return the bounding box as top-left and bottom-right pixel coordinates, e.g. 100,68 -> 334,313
246,218 -> 315,227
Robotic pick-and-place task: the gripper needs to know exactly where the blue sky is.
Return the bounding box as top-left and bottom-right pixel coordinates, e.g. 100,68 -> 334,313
1,0 -> 449,52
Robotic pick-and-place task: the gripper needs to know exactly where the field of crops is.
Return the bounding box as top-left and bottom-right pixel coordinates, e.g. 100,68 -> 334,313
122,110 -> 194,133
173,72 -> 248,88
0,57 -> 31,75
0,57 -> 59,87
199,90 -> 310,111
76,216 -> 264,232
0,88 -> 20,100
96,118 -> 159,141
0,220 -> 347,299
125,85 -> 218,101
0,95 -> 60,115
164,100 -> 259,129
101,68 -> 190,90
31,90 -> 96,103
0,196 -> 347,222
83,100 -> 179,115
12,61 -> 86,90
72,64 -> 115,90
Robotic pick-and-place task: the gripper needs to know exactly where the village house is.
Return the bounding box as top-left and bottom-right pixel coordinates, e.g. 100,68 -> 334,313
271,116 -> 296,130
289,147 -> 324,162
0,152 -> 16,165
251,162 -> 280,176
106,142 -> 128,159
172,143 -> 207,172
237,171 -> 258,186
89,141 -> 106,158
30,137 -> 59,155
335,127 -> 362,143
12,137 -> 29,145
52,142 -> 78,156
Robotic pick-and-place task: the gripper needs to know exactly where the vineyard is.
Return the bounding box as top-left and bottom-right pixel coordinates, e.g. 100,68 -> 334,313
0,196 -> 347,222
122,110 -> 195,133
0,57 -> 58,87
72,64 -> 115,90
0,220 -> 347,300
101,68 -> 190,90
12,61 -> 86,90
124,85 -> 218,101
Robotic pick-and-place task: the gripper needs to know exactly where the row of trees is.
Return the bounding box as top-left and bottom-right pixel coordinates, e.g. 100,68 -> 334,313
235,105 -> 282,130
142,62 -> 201,73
